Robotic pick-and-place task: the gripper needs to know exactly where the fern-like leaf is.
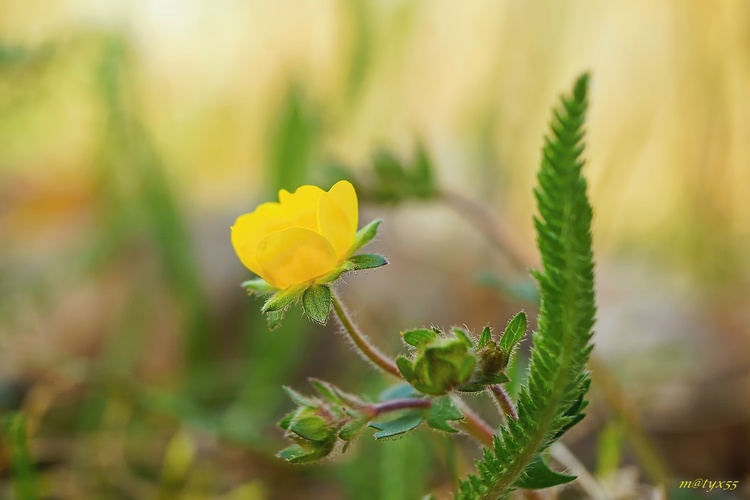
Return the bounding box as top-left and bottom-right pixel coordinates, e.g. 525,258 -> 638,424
457,73 -> 596,499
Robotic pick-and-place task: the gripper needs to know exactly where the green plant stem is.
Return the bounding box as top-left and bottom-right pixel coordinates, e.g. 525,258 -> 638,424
331,289 -> 401,378
330,289 -> 498,448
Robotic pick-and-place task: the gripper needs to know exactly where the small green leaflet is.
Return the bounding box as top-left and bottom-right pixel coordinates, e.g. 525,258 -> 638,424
369,412 -> 424,440
426,397 -> 462,433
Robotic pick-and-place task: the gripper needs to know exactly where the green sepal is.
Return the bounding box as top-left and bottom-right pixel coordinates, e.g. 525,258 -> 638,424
290,413 -> 333,442
478,326 -> 492,349
262,286 -> 303,313
277,444 -> 311,463
513,454 -> 576,489
338,416 -> 368,441
401,328 -> 438,348
308,378 -> 344,406
278,410 -> 297,430
369,412 -> 424,440
308,377 -> 365,409
266,310 -> 285,330
241,278 -> 276,296
282,386 -> 315,406
426,396 -> 463,433
498,311 -> 528,364
277,438 -> 336,464
347,253 -> 388,271
350,219 -> 382,254
302,285 -> 332,324
451,327 -> 474,347
395,356 -> 415,381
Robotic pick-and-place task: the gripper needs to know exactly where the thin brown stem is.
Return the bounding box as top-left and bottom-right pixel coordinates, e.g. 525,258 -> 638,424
440,188 -> 534,273
331,289 -> 401,378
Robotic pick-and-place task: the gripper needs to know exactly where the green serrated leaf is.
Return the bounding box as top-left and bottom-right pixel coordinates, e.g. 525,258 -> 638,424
456,73 -> 595,499
369,412 -> 424,440
262,287 -> 302,313
478,326 -> 492,349
302,285 -> 332,324
241,278 -> 276,296
347,253 -> 388,271
402,328 -> 438,348
514,455 -> 576,489
426,397 -> 462,433
350,219 -> 382,254
498,311 -> 528,362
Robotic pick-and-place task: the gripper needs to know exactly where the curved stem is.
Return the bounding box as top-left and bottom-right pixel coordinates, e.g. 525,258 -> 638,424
490,385 -> 518,422
440,188 -> 533,272
450,395 -> 495,448
331,289 -> 401,378
331,290 -> 499,448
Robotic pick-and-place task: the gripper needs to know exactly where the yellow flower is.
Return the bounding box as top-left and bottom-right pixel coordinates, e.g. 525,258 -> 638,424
231,181 -> 359,290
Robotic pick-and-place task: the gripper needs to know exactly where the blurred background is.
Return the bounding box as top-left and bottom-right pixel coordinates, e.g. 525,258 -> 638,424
2,1 -> 750,498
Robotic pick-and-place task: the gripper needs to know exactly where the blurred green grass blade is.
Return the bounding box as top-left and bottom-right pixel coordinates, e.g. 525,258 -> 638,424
268,84 -> 318,192
380,435 -> 429,500
596,419 -> 625,478
346,0 -> 373,102
96,37 -> 214,393
2,413 -> 38,500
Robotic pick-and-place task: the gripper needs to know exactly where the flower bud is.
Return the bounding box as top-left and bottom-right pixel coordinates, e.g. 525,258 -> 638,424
396,328 -> 477,396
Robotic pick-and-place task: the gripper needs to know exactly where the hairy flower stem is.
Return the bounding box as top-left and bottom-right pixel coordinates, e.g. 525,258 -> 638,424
331,289 -> 401,378
365,398 -> 431,418
331,289 -> 498,448
490,385 -> 518,422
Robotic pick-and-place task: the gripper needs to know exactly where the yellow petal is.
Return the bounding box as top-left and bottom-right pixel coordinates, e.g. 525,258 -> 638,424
231,202 -> 290,275
278,185 -> 324,231
318,180 -> 358,259
256,227 -> 337,289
